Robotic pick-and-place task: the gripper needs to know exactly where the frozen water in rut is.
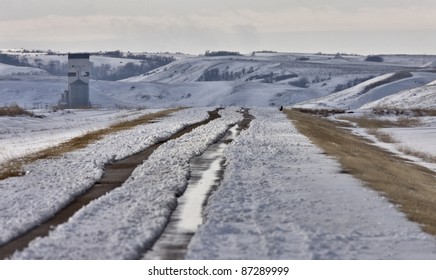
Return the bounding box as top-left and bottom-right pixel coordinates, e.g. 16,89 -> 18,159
143,124 -> 241,259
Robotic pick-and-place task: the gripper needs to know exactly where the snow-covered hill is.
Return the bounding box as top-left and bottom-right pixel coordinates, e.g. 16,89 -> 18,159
295,72 -> 436,110
362,81 -> 436,109
1,50 -> 436,109
123,53 -> 409,85
0,63 -> 47,76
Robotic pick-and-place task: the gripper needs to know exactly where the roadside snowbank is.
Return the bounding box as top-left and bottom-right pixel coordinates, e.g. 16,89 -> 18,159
11,108 -> 243,259
186,108 -> 436,259
0,108 -> 210,246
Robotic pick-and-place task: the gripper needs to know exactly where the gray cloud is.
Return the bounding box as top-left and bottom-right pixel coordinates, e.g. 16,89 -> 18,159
1,0 -> 436,54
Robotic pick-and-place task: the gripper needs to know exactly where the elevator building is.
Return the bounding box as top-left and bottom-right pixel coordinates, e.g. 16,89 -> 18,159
67,53 -> 91,108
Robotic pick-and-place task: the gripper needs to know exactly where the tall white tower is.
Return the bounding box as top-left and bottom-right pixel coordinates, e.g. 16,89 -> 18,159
67,53 -> 91,108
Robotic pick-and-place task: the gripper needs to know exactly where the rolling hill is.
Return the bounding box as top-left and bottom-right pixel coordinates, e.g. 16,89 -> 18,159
1,50 -> 436,109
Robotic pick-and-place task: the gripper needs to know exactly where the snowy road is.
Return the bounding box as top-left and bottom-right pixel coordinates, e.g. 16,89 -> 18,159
187,108 -> 436,259
1,107 -> 436,259
0,108 -> 211,247
6,108 -> 243,259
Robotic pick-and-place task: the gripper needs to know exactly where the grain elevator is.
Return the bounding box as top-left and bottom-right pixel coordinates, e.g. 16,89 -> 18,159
67,53 -> 91,108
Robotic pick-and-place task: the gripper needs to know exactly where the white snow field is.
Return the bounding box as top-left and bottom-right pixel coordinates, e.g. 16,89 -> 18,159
2,51 -> 434,109
186,108 -> 436,259
0,108 -> 163,166
0,108 -> 211,246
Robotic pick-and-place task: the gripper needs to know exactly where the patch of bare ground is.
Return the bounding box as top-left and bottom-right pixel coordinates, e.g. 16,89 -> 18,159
294,108 -> 346,117
372,107 -> 436,117
285,109 -> 436,235
0,108 -> 181,180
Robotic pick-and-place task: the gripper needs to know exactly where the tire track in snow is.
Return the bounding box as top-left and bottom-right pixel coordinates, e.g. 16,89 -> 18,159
142,109 -> 253,260
0,109 -> 221,260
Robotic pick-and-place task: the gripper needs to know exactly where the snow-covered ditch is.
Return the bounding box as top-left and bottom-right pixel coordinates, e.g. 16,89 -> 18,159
10,108 -> 243,259
340,114 -> 436,173
0,108 -> 211,246
186,108 -> 436,259
384,125 -> 436,160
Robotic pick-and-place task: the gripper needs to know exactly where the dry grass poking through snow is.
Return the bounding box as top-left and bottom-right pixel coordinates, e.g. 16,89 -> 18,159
340,115 -> 421,129
0,108 -> 181,180
285,109 -> 436,236
367,128 -> 398,143
0,104 -> 35,117
398,145 -> 436,164
340,114 -> 436,163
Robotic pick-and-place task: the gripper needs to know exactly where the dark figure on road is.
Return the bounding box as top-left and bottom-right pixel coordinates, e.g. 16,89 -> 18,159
279,106 -> 283,111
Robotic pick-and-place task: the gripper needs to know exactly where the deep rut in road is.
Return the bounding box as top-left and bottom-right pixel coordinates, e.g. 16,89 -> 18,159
0,109 -> 220,260
143,109 -> 253,260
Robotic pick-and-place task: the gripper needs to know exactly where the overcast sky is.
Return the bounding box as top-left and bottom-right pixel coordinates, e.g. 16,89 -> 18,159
1,0 -> 436,54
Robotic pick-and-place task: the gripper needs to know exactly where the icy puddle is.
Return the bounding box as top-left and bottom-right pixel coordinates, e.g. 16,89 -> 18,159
179,124 -> 239,231
143,111 -> 252,259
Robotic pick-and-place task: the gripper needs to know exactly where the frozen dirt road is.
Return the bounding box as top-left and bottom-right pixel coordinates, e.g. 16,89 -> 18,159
0,109 -> 221,259
1,107 -> 436,259
186,108 -> 436,259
